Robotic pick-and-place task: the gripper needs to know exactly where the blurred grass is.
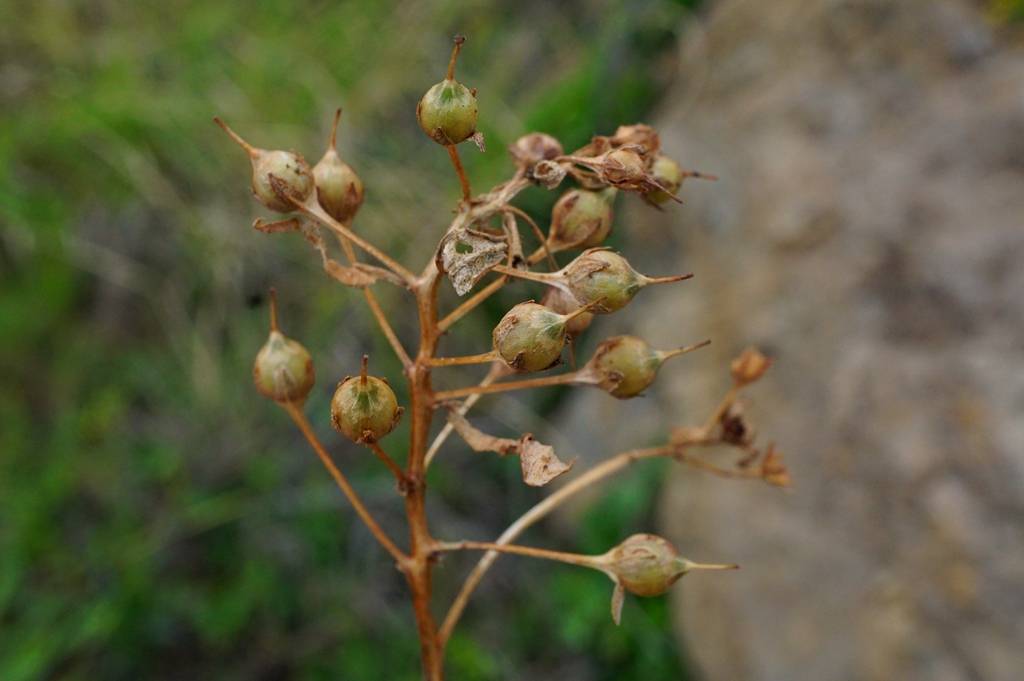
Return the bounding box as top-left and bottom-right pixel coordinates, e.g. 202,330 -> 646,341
0,0 -> 700,678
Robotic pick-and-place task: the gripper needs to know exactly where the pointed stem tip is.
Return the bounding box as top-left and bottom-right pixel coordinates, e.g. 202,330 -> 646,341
360,354 -> 369,386
447,34 -> 466,80
268,288 -> 279,332
329,108 -> 342,151
644,272 -> 694,286
213,116 -> 257,157
684,559 -> 739,572
658,339 -> 711,362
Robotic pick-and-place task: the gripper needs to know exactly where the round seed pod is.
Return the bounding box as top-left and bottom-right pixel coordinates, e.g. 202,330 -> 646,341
588,335 -> 661,398
610,124 -> 660,161
313,109 -> 364,223
599,148 -> 649,189
492,302 -> 569,373
548,188 -> 615,250
253,331 -> 315,404
330,358 -> 401,443
417,37 -> 477,145
215,118 -> 314,213
542,287 -> 593,336
647,155 -> 684,205
605,534 -> 737,597
252,291 -> 315,404
563,250 -> 644,313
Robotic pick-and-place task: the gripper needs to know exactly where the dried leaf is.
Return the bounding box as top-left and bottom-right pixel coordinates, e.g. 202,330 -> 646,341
438,227 -> 508,296
253,217 -> 301,234
610,581 -> 625,626
446,412 -> 573,487
471,131 -> 486,152
519,435 -> 573,487
446,411 -> 518,455
324,260 -> 403,288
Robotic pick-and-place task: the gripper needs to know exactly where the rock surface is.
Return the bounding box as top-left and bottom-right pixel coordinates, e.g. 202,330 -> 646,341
654,1 -> 1024,679
555,0 -> 1024,678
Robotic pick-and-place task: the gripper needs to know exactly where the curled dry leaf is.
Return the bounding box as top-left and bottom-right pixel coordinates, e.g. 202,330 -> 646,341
438,227 -> 509,295
518,435 -> 573,487
446,411 -> 573,487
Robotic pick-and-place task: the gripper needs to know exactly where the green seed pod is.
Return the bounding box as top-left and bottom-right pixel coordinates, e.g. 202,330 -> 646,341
253,290 -> 315,404
604,534 -> 736,597
417,37 -> 478,146
548,188 -> 616,250
330,356 -> 402,443
541,287 -> 593,336
215,117 -> 314,213
586,335 -> 709,398
647,155 -> 685,205
313,109 -> 365,223
492,301 -> 596,373
563,249 -> 690,314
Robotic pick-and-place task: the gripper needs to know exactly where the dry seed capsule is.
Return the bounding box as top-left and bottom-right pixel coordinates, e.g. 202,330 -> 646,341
330,356 -> 401,443
605,534 -> 736,597
253,290 -> 315,404
417,36 -> 478,145
548,188 -> 616,250
492,301 -> 597,373
313,109 -> 364,223
542,287 -> 593,336
647,155 -> 685,205
214,118 -> 314,213
587,335 -> 708,398
563,249 -> 690,314
510,132 -> 563,167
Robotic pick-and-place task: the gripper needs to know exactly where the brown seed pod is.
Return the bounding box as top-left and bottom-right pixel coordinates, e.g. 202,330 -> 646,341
253,290 -> 315,404
609,123 -> 660,162
215,117 -> 315,213
313,109 -> 365,224
600,534 -> 736,597
548,188 -> 616,250
492,300 -> 599,373
510,132 -> 564,167
330,356 -> 402,443
584,335 -> 709,398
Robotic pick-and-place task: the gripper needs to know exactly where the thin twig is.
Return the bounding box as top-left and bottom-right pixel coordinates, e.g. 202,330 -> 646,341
433,370 -> 581,402
283,403 -> 406,564
446,145 -> 472,201
368,441 -> 409,485
424,363 -> 506,469
427,351 -> 498,367
435,540 -> 602,570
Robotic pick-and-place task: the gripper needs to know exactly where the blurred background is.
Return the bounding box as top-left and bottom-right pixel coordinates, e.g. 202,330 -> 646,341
2,0 -> 1022,680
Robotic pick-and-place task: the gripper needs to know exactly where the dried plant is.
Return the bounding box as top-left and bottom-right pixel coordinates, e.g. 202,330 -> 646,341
217,35 -> 789,680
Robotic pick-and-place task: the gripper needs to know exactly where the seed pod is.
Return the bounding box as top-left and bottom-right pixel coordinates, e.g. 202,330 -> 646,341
313,109 -> 365,223
510,132 -> 563,167
253,290 -> 315,404
602,534 -> 736,597
610,124 -> 660,161
542,287 -> 593,336
585,335 -> 709,398
492,301 -> 598,373
548,188 -> 616,250
417,36 -> 478,146
563,249 -> 690,313
330,356 -> 402,443
646,155 -> 684,205
214,117 -> 314,213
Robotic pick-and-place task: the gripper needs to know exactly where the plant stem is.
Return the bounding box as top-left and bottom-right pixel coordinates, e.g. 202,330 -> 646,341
446,145 -> 471,201
333,233 -> 413,368
432,371 -> 581,402
426,351 -> 497,367
435,540 -> 602,570
424,363 -> 506,469
283,402 -> 406,564
368,441 -> 408,485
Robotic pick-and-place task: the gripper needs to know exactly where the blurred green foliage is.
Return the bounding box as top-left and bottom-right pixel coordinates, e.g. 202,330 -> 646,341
0,0 -> 699,678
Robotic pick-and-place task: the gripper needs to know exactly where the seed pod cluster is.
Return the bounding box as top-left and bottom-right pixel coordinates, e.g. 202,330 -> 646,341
417,36 -> 478,146
215,118 -> 315,213
253,290 -> 315,404
331,356 -> 402,443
